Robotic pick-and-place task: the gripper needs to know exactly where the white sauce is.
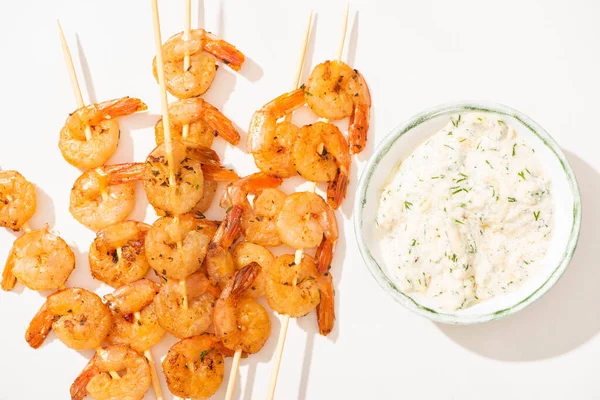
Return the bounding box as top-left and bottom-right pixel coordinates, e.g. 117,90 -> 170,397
376,113 -> 553,311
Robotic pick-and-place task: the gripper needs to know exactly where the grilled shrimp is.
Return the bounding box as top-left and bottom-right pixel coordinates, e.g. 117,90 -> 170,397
70,163 -> 145,231
221,173 -> 283,247
245,188 -> 287,247
214,262 -> 271,353
304,61 -> 371,154
163,334 -> 233,399
0,170 -> 36,230
70,345 -> 151,400
231,241 -> 275,298
2,227 -> 75,291
26,288 -> 111,350
192,179 -> 218,214
205,205 -> 242,289
154,29 -> 245,98
293,122 -> 351,209
103,279 -> 165,353
59,97 -> 147,169
145,213 -> 218,281
247,89 -> 306,177
276,191 -> 338,249
155,97 -> 240,146
264,254 -> 320,317
143,140 -> 221,216
153,270 -> 221,338
88,221 -> 151,288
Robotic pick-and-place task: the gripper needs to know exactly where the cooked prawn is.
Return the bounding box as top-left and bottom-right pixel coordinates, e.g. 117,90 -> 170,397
59,97 -> 147,169
145,213 -> 218,281
244,187 -> 287,247
0,170 -> 36,230
192,179 -> 218,214
221,172 -> 284,247
26,288 -> 112,350
276,191 -> 338,249
264,254 -> 320,317
205,205 -> 242,289
163,333 -> 234,399
231,241 -> 275,298
214,262 -> 271,353
247,89 -> 306,177
143,140 -> 221,216
2,227 -> 75,291
70,345 -> 151,400
293,122 -> 351,209
70,163 -> 145,231
155,97 -> 240,146
103,279 -> 165,353
88,221 -> 151,288
153,270 -> 221,338
154,29 -> 245,98
304,60 -> 371,154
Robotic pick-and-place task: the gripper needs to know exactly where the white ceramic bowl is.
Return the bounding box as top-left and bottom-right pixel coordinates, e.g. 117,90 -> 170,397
354,102 -> 581,324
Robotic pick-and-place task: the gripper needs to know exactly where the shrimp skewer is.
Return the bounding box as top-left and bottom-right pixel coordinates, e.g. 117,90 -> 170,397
152,0 -> 190,315
57,22 -> 147,170
266,9 -> 348,399
181,0 -> 192,140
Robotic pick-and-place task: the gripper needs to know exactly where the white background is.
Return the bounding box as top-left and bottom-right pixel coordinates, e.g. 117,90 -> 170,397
0,0 -> 599,399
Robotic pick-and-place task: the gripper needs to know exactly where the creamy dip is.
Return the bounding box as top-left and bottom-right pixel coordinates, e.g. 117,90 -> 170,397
376,113 -> 553,311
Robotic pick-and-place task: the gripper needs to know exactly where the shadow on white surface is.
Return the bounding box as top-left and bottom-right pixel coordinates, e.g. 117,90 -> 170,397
437,151 -> 599,361
30,186 -> 56,230
76,34 -> 97,104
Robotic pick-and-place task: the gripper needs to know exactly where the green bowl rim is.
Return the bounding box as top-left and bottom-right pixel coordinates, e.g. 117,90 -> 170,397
353,101 -> 582,324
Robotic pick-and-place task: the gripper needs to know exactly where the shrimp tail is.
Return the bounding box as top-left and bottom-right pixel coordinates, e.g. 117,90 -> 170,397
203,31 -> 246,71
348,71 -> 371,155
315,237 -> 334,275
97,97 -> 148,119
239,172 -> 283,194
1,252 -> 16,291
230,262 -> 261,298
317,272 -> 336,336
203,105 -> 241,145
70,357 -> 99,400
220,205 -> 243,247
25,302 -> 57,349
201,165 -> 239,182
104,163 -> 146,185
185,143 -> 221,167
348,104 -> 369,154
327,168 -> 349,210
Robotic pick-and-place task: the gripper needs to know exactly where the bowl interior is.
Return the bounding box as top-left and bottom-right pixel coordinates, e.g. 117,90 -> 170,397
355,102 -> 581,324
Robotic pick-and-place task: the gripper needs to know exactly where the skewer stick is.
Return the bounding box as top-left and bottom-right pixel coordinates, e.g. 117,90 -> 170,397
181,0 -> 192,139
265,12 -> 314,400
57,21 -> 92,142
267,10 -> 349,400
153,0 -> 189,313
224,349 -> 243,400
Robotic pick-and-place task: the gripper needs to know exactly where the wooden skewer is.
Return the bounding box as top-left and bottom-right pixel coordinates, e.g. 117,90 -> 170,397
266,8 -> 349,400
132,311 -> 164,400
181,0 -> 192,140
265,11 -> 315,400
152,0 -> 189,312
224,348 -> 243,400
